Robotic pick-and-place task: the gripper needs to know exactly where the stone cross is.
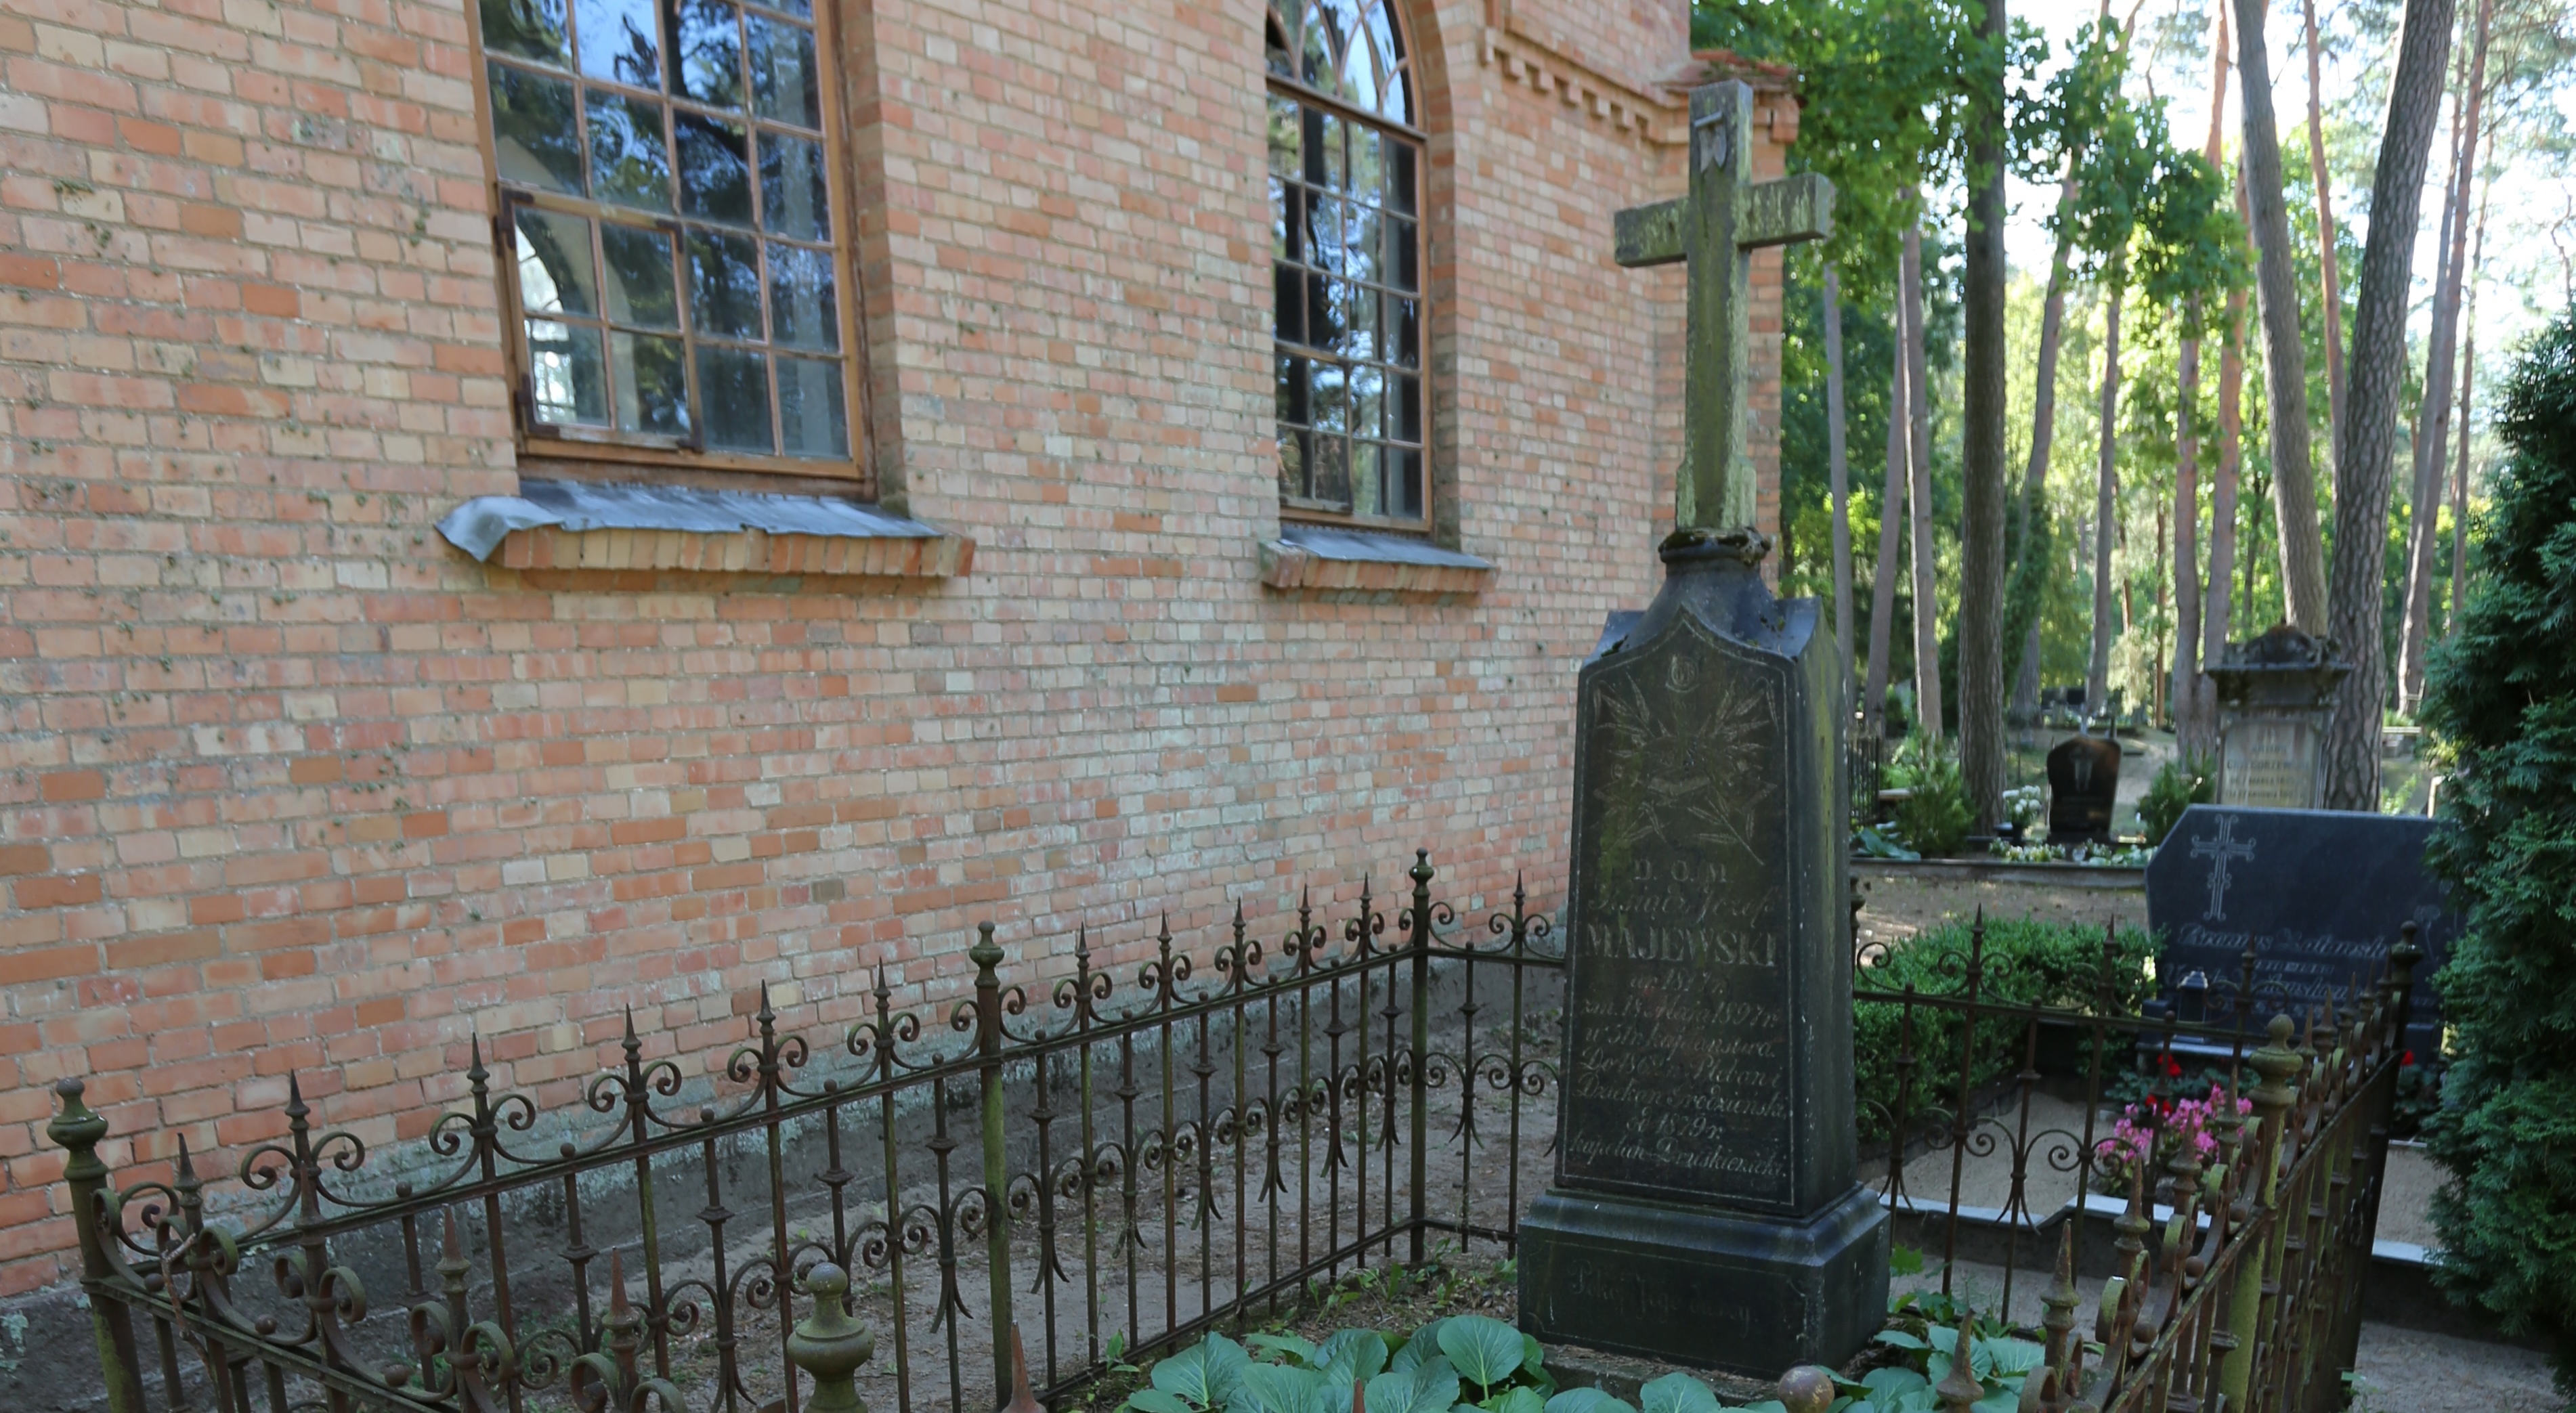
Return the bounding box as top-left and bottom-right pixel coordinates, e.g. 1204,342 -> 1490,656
1615,81 -> 1834,536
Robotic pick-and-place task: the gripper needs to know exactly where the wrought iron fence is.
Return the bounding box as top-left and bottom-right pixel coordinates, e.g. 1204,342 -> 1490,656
1851,914 -> 2422,1413
45,853 -> 1564,1413
45,854 -> 2423,1413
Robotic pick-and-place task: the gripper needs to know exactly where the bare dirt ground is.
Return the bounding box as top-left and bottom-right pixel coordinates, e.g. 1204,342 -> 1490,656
1852,872 -> 2149,951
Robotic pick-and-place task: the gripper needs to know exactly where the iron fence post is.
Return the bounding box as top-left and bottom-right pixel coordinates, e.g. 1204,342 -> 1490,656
788,1263 -> 876,1413
972,923 -> 1015,1399
48,1079 -> 146,1413
2219,1015 -> 2304,1411
1407,850 -> 1432,1265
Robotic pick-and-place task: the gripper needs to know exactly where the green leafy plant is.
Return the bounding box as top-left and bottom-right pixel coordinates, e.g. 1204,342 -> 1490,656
2135,756 -> 2215,847
1854,1323 -> 2046,1412
1854,823 -> 1920,861
1885,739 -> 1971,857
1123,1322 -> 1822,1413
1854,917 -> 2159,1144
2420,309 -> 2576,1386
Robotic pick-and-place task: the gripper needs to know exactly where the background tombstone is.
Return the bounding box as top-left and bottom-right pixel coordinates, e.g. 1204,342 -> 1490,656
2206,625 -> 2352,808
2045,731 -> 2122,842
2145,804 -> 2455,1060
1518,79 -> 1883,1376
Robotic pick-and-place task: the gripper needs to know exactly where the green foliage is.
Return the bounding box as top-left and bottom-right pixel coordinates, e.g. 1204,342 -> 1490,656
1887,739 -> 1971,856
1692,0 -> 1979,297
2419,311 -> 2576,1389
1855,917 -> 2159,1143
2136,756 -> 2215,847
1858,1322 -> 2047,1411
1122,1325 -> 1791,1413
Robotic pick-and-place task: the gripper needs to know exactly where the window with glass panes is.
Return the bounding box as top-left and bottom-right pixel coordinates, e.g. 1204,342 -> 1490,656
1266,1 -> 1425,527
477,0 -> 859,471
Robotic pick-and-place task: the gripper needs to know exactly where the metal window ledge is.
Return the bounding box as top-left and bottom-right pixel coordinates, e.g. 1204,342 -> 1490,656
437,480 -> 973,579
1258,523 -> 1492,596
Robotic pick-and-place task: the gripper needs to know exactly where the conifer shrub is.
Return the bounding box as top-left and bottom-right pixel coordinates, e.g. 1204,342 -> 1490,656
2420,310 -> 2576,1386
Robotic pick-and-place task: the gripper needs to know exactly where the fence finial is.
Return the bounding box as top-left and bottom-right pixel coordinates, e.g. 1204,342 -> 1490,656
1933,1311 -> 1983,1411
999,1325 -> 1042,1413
1776,1364 -> 1834,1413
788,1262 -> 876,1413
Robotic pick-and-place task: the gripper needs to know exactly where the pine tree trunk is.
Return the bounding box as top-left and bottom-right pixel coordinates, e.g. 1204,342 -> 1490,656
2177,10 -> 2233,756
2449,156 -> 2492,634
2014,186 -> 2080,722
2172,316 -> 2206,751
1865,339 -> 1907,735
1826,264 -> 1855,705
2087,276 -> 2124,714
2399,0 -> 2491,713
2321,0 -> 2460,812
2302,0 -> 2346,464
2232,0 -> 2329,632
1904,225 -> 1945,743
2207,161 -> 2250,672
1960,0 -> 2011,829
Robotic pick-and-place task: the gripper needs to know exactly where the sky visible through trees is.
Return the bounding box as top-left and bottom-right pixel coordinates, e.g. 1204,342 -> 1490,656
1738,0 -> 2574,794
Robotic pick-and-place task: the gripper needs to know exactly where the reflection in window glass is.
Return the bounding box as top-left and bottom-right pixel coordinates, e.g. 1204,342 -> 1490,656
488,63 -> 584,194
515,208 -> 599,316
748,15 -> 820,127
758,133 -> 830,241
687,230 -> 764,341
528,320 -> 609,425
586,88 -> 672,210
766,244 -> 837,350
482,0 -> 570,66
1265,0 -> 1425,523
484,0 -> 853,464
777,355 -> 846,458
675,112 -> 752,224
599,224 -> 679,327
696,346 -> 773,452
574,0 -> 658,83
673,0 -> 745,107
613,331 -> 691,434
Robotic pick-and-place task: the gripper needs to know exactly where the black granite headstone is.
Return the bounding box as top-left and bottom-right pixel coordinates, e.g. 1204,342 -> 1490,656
2046,733 -> 2122,842
1517,532 -> 1885,1374
2144,805 -> 2454,1057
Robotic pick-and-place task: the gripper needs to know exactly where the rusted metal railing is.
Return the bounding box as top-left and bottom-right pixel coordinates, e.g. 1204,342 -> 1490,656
47,853 -> 1563,1413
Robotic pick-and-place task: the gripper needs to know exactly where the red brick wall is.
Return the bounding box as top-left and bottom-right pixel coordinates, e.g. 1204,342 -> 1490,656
0,0 -> 1792,1291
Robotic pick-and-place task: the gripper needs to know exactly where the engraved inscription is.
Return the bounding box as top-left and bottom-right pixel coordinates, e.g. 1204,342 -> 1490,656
1563,621 -> 1795,1207
2223,718 -> 2317,808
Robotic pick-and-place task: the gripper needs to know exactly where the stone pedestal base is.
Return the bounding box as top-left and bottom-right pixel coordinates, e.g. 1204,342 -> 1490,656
1516,1183 -> 1888,1376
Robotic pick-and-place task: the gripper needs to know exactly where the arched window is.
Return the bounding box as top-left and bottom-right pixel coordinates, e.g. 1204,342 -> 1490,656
473,0 -> 866,483
1266,1 -> 1427,528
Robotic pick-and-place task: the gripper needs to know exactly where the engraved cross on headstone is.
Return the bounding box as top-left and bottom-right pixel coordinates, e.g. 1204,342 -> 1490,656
1615,81 -> 1834,536
2189,814 -> 2257,922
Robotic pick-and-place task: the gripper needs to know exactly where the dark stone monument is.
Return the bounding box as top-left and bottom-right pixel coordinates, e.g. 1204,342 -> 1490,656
2207,626 -> 2351,809
2145,804 -> 2454,1058
1518,79 -> 1883,1376
2045,731 -> 2122,843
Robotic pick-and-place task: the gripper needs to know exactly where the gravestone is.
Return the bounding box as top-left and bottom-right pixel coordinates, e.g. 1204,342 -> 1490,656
1518,80 -> 1885,1376
2207,625 -> 2350,809
2045,732 -> 2122,842
2145,804 -> 2454,1059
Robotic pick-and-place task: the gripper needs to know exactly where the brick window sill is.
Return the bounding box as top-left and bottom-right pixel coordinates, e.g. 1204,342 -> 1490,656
437,480 -> 973,580
1257,524 -> 1493,596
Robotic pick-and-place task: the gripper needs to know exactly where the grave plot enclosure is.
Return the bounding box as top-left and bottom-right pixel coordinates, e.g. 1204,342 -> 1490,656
45,858 -> 1564,1413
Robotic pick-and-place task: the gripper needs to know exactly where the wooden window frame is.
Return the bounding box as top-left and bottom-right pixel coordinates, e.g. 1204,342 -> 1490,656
465,0 -> 873,490
1266,3 -> 1433,536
